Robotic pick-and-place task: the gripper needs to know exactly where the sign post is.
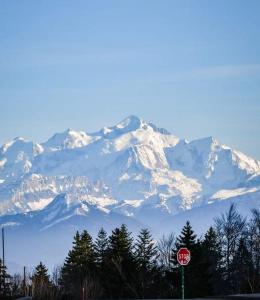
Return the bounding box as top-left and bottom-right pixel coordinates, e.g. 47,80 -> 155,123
177,248 -> 191,300
181,265 -> 184,299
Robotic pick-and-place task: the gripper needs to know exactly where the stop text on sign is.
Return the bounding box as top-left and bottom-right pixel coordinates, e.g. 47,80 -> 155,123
177,248 -> 191,265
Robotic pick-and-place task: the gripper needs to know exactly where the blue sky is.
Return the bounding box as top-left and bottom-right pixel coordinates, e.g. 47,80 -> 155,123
0,0 -> 260,158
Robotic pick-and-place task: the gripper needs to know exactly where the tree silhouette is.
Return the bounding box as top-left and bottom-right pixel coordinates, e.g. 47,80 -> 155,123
215,203 -> 246,292
135,228 -> 158,298
31,262 -> 52,300
61,230 -> 96,299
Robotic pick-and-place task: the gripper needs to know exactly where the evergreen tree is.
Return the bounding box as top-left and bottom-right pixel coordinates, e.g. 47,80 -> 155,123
80,230 -> 96,274
32,262 -> 52,300
51,205 -> 260,298
94,227 -> 109,298
95,227 -> 108,266
176,221 -> 197,249
135,228 -> 158,298
202,226 -> 223,295
135,228 -> 157,271
105,224 -> 138,298
0,258 -> 12,296
231,238 -> 254,293
173,221 -> 209,298
172,221 -> 197,272
61,230 -> 96,299
61,231 -> 81,297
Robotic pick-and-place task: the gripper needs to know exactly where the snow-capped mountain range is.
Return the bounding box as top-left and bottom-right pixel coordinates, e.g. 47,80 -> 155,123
0,116 -> 259,271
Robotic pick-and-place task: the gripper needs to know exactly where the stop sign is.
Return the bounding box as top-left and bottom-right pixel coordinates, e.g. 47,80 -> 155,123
177,248 -> 191,265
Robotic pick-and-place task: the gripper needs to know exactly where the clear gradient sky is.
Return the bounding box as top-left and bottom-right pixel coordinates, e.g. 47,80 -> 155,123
0,0 -> 260,158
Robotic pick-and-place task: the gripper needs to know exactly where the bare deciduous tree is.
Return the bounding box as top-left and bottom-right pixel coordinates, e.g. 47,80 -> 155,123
157,232 -> 175,271
215,204 -> 246,288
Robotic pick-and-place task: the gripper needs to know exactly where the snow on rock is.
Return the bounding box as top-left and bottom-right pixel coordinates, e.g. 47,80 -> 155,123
165,136 -> 260,190
28,198 -> 54,210
0,137 -> 43,181
210,187 -> 260,201
0,116 -> 259,272
42,129 -> 94,151
0,115 -> 259,223
94,116 -> 179,151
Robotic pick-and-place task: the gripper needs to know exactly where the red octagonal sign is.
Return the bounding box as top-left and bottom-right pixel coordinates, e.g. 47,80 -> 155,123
177,248 -> 191,265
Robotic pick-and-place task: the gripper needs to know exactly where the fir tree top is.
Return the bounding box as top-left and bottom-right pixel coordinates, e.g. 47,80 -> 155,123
135,228 -> 157,271
176,221 -> 197,249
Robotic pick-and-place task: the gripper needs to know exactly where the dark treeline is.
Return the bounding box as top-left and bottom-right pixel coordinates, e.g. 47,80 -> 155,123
1,204 -> 259,299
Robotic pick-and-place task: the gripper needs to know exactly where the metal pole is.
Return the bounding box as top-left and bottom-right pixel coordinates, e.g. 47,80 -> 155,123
23,266 -> 26,296
2,227 -> 5,295
2,228 -> 4,269
181,265 -> 184,300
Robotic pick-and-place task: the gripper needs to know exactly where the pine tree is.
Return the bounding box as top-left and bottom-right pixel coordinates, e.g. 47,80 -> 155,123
0,258 -> 12,296
231,238 -> 254,293
79,230 -> 96,274
61,230 -> 96,299
172,221 -> 197,274
32,262 -> 52,300
173,221 -> 208,298
202,226 -> 223,295
105,224 -> 138,298
135,228 -> 158,298
135,229 -> 157,271
108,224 -> 134,258
61,231 -> 80,297
176,221 -> 197,250
95,227 -> 108,266
94,228 -> 109,297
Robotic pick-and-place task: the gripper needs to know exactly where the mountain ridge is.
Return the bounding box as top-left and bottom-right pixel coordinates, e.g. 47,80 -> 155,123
0,115 -> 259,271
0,115 -> 259,217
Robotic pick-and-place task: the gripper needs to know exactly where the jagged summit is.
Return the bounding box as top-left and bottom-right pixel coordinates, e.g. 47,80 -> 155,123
95,115 -> 144,138
0,116 -> 259,218
0,137 -> 43,162
96,115 -> 172,139
0,136 -> 42,154
115,115 -> 172,135
1,116 -> 173,156
42,128 -> 93,151
116,115 -> 143,130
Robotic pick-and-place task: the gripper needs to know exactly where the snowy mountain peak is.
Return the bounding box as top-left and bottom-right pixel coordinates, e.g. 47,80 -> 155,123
115,115 -> 143,131
14,136 -> 26,142
42,129 -> 93,151
0,137 -> 43,160
0,116 -> 259,271
38,193 -> 91,229
44,193 -> 78,213
97,116 -> 173,141
0,116 -> 259,220
97,115 -> 146,138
